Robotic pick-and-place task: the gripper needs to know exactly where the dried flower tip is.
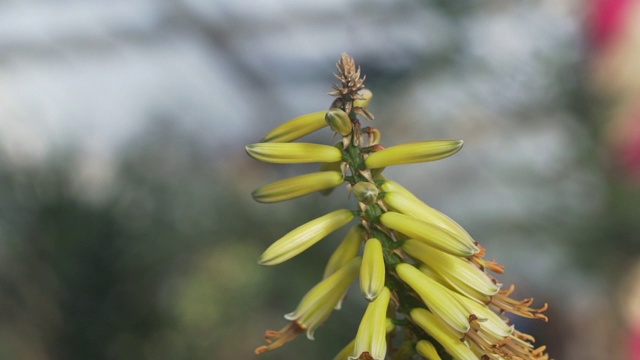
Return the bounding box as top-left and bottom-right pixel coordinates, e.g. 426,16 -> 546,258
246,142 -> 343,164
252,171 -> 344,203
364,140 -> 463,169
260,111 -> 328,142
415,340 -> 443,360
380,212 -> 479,257
410,308 -> 477,360
258,209 -> 354,265
396,263 -> 471,333
360,238 -> 385,301
352,181 -> 379,206
326,108 -> 353,136
351,287 -> 391,360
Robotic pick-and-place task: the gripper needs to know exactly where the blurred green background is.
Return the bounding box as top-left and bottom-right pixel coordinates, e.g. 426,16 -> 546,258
1,1 -> 639,359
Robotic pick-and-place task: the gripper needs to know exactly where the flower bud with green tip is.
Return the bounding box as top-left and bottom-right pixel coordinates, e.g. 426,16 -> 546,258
360,238 -> 385,301
352,181 -> 379,206
365,140 -> 463,168
325,108 -> 353,136
252,171 -> 344,203
260,111 -> 328,142
380,212 -> 479,257
410,308 -> 477,360
351,287 -> 391,360
258,209 -> 354,265
246,142 -> 343,164
396,263 -> 471,334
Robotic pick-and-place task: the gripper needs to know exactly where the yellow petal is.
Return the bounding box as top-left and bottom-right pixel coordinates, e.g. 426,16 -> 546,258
410,308 -> 477,360
415,340 -> 443,360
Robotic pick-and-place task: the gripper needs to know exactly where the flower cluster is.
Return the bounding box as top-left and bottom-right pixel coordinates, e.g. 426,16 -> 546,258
248,53 -> 550,360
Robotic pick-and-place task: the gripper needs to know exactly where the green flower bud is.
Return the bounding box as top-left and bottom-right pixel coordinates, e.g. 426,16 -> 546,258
325,108 -> 353,136
352,181 -> 379,206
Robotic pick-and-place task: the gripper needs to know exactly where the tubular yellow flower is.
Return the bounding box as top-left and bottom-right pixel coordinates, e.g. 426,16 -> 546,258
380,212 -> 479,257
246,142 -> 343,164
410,308 -> 477,360
256,257 -> 361,355
324,225 -> 364,279
396,263 -> 471,333
415,340 -> 443,360
351,287 -> 391,360
380,182 -> 473,244
260,111 -> 329,142
252,171 -> 344,203
333,339 -> 355,360
326,108 -> 354,135
258,209 -> 354,265
402,239 -> 500,297
457,295 -> 513,341
360,238 -> 385,301
364,140 -> 463,168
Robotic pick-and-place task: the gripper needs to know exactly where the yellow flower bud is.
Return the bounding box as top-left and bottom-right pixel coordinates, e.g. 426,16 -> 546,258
402,239 -> 499,298
325,108 -> 353,136
380,181 -> 473,244
360,238 -> 385,301
380,212 -> 478,257
351,287 -> 391,360
252,171 -> 343,203
364,140 -> 463,169
396,263 -> 470,333
415,340 -> 442,360
333,339 -> 355,360
352,181 -> 379,206
246,142 -> 342,164
353,88 -> 373,108
261,111 -> 328,142
258,209 -> 354,265
324,225 -> 365,279
410,308 -> 477,360
285,257 -> 361,340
